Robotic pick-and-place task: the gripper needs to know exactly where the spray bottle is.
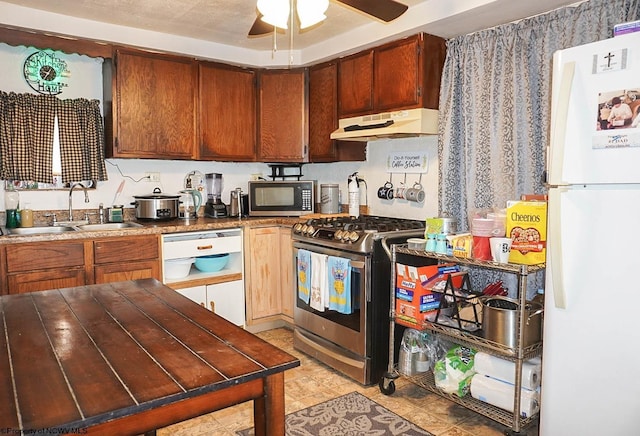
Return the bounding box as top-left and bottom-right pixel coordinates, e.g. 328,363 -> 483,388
348,172 -> 363,217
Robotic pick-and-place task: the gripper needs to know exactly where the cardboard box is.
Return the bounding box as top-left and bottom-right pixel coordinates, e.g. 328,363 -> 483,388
395,263 -> 461,328
506,200 -> 547,265
450,233 -> 473,258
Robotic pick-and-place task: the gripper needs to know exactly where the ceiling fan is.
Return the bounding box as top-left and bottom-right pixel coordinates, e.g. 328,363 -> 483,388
248,0 -> 409,37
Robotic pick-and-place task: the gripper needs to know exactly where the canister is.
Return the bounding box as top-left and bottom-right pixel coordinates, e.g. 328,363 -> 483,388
320,184 -> 340,214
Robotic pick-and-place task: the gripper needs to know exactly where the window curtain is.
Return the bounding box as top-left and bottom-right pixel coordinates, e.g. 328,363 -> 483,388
57,98 -> 107,183
437,0 -> 640,296
0,91 -> 107,184
438,0 -> 640,225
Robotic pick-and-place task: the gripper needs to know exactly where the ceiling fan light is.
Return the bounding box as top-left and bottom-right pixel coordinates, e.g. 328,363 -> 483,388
257,0 -> 290,29
297,0 -> 329,29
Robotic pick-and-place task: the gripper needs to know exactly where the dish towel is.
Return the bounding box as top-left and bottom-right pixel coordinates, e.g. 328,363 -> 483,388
310,252 -> 328,312
327,256 -> 352,314
297,249 -> 311,304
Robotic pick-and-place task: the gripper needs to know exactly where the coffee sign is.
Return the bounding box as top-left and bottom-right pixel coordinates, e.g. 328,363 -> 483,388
386,151 -> 428,173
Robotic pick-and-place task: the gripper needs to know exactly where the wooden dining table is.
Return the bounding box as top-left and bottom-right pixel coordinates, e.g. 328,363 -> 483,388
0,278 -> 299,435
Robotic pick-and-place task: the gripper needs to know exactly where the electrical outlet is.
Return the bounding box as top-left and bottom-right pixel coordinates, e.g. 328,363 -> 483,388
145,172 -> 160,182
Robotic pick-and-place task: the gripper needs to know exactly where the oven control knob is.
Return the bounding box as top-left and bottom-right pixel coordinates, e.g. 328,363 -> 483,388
293,223 -> 303,233
335,230 -> 344,240
347,231 -> 360,243
300,224 -> 309,234
306,225 -> 315,235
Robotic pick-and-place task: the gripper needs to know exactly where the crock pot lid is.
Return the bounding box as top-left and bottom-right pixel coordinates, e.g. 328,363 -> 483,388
134,194 -> 181,199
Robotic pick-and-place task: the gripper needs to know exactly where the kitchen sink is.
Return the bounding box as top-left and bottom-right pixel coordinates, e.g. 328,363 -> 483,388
75,222 -> 144,231
6,226 -> 78,236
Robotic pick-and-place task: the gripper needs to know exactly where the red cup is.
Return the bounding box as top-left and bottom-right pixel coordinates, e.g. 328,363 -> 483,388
473,236 -> 492,260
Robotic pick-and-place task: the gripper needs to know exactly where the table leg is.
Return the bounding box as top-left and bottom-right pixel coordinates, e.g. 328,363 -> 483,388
253,372 -> 285,436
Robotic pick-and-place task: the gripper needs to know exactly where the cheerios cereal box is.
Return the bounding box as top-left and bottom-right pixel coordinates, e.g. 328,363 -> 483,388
506,200 -> 547,265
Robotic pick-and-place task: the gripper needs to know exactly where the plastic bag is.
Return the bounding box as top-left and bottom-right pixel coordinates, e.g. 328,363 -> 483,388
398,329 -> 439,376
434,345 -> 477,397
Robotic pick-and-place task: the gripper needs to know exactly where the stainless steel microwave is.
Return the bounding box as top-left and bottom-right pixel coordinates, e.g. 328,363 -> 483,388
248,180 -> 316,216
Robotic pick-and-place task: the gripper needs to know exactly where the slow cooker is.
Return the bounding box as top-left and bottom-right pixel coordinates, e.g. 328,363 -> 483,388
132,188 -> 180,220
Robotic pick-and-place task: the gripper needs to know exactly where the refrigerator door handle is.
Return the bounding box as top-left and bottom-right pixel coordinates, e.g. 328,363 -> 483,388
548,187 -> 567,309
548,60 -> 575,186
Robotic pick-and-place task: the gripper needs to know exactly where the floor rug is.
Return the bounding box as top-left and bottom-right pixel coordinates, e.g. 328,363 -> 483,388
237,391 -> 434,436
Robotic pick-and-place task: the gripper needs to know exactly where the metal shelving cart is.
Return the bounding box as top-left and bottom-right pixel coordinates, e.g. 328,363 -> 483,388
380,244 -> 545,435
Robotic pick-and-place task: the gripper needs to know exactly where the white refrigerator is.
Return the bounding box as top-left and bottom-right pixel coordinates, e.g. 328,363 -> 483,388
542,32 -> 640,435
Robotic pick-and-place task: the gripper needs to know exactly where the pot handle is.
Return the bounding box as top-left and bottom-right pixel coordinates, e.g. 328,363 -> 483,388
130,201 -> 138,206
526,308 -> 544,324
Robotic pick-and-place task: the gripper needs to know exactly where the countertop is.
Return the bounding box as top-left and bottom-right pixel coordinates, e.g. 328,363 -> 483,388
0,216 -> 302,244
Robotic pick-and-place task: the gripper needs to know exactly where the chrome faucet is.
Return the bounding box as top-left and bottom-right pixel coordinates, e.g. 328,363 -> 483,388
68,182 -> 89,221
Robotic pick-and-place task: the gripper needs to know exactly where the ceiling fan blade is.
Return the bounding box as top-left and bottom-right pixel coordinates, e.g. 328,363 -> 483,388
336,0 -> 408,22
248,15 -> 273,36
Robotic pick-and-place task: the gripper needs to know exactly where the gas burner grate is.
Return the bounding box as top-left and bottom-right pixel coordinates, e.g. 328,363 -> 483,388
305,215 -> 425,233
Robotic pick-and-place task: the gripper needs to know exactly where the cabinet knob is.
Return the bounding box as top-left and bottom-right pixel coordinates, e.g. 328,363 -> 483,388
210,301 -> 215,312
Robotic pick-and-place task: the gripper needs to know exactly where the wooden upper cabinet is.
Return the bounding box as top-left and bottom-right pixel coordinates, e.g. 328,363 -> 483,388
258,69 -> 307,162
338,50 -> 374,117
199,62 -> 257,161
375,33 -> 445,111
110,49 -> 197,159
308,61 -> 337,162
309,62 -> 366,162
338,33 -> 446,117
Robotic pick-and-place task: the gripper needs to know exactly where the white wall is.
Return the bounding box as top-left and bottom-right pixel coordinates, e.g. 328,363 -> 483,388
306,136 -> 439,220
10,141 -> 439,222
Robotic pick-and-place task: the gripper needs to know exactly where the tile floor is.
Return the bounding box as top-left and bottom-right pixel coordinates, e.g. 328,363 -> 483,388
158,327 -> 539,436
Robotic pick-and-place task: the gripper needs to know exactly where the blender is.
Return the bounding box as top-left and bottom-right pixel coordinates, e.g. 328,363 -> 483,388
204,173 -> 228,218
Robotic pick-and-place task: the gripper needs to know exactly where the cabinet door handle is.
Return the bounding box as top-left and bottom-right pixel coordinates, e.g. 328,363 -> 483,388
210,301 -> 215,312
197,245 -> 213,250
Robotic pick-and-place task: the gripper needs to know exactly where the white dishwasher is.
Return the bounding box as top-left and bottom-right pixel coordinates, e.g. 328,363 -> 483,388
161,228 -> 245,327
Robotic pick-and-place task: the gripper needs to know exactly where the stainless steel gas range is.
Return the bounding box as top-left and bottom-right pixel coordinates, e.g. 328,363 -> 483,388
291,215 -> 428,385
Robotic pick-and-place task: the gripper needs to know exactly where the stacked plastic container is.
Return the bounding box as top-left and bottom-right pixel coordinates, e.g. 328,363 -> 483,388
470,210 -> 506,260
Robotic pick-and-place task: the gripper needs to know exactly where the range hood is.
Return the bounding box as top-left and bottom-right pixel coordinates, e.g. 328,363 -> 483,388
330,108 -> 438,141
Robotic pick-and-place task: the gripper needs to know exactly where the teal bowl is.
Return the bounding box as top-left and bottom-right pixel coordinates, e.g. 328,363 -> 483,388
194,253 -> 230,272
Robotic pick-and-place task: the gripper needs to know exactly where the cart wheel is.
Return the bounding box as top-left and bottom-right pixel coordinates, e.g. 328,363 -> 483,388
379,377 -> 396,395
504,430 -> 525,436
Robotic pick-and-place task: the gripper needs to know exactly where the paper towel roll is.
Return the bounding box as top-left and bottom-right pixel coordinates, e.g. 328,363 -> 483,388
470,374 -> 540,418
474,352 -> 541,390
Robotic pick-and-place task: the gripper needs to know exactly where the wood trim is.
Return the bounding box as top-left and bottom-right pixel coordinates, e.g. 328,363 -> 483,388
84,240 -> 95,285
84,378 -> 265,434
0,247 -> 7,296
166,272 -> 243,290
0,25 -> 113,58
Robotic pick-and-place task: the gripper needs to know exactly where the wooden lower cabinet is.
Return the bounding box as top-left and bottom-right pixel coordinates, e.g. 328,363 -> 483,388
94,259 -> 160,284
245,226 -> 294,326
7,268 -> 87,295
1,235 -> 161,295
93,235 -> 161,283
3,240 -> 90,294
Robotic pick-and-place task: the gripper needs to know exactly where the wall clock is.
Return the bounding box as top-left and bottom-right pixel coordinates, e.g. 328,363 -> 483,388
23,50 -> 71,95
